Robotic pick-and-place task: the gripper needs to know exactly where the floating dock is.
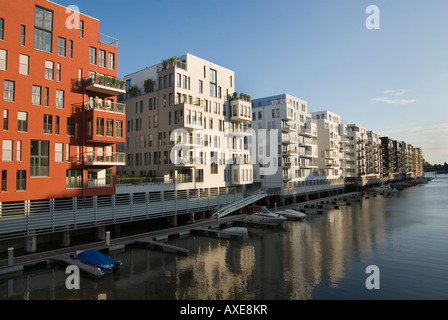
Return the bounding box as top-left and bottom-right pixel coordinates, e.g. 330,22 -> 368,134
191,227 -> 243,239
135,238 -> 190,256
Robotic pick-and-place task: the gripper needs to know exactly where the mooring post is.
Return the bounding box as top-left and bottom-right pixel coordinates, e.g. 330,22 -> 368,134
7,247 -> 13,266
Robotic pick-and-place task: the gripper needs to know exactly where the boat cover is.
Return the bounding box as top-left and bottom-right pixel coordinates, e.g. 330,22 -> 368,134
77,250 -> 116,267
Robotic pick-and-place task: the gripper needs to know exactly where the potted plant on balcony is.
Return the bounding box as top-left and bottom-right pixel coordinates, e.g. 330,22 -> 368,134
167,56 -> 179,68
144,78 -> 155,93
128,85 -> 139,97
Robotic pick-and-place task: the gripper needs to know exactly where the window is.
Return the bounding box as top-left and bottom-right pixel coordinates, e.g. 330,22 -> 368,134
16,140 -> 22,162
3,109 -> 8,130
32,85 -> 41,105
45,60 -> 54,80
96,117 -> 104,136
210,68 -> 217,97
43,114 -> 52,134
55,116 -> 59,134
1,170 -> 6,192
2,140 -> 13,161
108,52 -> 115,69
0,18 -> 4,40
34,6 -> 53,53
4,80 -> 14,101
67,117 -> 75,136
98,49 -> 105,67
68,40 -> 73,58
17,111 -> 27,132
55,143 -> 63,162
80,20 -> 84,38
16,170 -> 26,191
199,80 -> 203,94
66,169 -> 82,188
56,63 -> 61,81
44,87 -> 49,106
89,47 -> 96,65
57,37 -> 66,56
30,140 -> 49,177
65,144 -> 70,162
56,90 -> 64,108
116,120 -> 123,138
20,25 -> 26,46
106,119 -> 113,137
19,54 -> 29,75
0,49 -> 7,71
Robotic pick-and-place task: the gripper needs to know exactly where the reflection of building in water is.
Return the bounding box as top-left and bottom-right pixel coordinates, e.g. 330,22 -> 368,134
173,236 -> 255,300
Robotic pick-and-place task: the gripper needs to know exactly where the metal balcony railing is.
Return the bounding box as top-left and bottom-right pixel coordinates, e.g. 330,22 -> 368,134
85,99 -> 126,114
84,152 -> 126,164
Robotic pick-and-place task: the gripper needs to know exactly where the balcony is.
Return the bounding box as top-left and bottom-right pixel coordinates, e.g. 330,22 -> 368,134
281,121 -> 298,132
85,99 -> 126,115
84,152 -> 126,166
174,157 -> 205,167
85,75 -> 126,96
231,164 -> 253,185
229,125 -> 252,137
301,125 -> 317,137
230,99 -> 252,123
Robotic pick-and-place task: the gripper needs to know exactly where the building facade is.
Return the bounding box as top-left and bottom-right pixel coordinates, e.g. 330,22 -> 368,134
0,0 -> 125,210
251,94 -> 344,205
119,53 -> 253,190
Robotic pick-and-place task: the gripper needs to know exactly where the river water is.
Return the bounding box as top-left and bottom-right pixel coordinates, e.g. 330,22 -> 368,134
1,174 -> 447,300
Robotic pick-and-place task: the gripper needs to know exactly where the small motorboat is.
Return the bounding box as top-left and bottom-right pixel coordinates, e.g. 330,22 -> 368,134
244,206 -> 287,225
277,209 -> 306,221
76,250 -> 122,273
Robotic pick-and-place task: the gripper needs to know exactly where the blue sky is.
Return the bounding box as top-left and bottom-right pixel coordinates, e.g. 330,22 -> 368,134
58,0 -> 448,164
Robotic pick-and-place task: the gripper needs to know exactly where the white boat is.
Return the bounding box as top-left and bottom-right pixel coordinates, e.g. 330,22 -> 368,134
244,206 -> 287,225
374,185 -> 398,193
277,209 -> 306,221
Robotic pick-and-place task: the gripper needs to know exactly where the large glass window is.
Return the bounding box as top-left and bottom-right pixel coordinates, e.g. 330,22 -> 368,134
57,37 -> 66,56
56,90 -> 64,108
30,140 -> 49,177
4,80 -> 14,101
210,69 -> 217,97
34,6 -> 53,53
19,54 -> 29,75
67,117 -> 75,136
43,114 -> 52,134
66,169 -> 82,188
0,49 -> 6,71
16,170 -> 26,191
116,120 -> 123,138
96,117 -> 104,136
0,18 -> 4,40
106,119 -> 113,137
32,85 -> 41,105
17,111 -> 27,132
2,140 -> 13,162
108,52 -> 115,70
98,49 -> 105,67
89,47 -> 96,65
45,60 -> 54,80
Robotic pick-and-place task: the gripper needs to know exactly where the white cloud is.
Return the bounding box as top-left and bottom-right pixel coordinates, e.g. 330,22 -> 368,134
383,89 -> 406,96
372,89 -> 415,105
372,97 -> 416,105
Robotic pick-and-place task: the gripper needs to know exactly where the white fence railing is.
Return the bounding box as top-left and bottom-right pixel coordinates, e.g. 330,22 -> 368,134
0,186 -> 244,241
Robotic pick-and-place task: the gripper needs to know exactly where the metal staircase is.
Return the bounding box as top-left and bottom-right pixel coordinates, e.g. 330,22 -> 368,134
211,189 -> 268,219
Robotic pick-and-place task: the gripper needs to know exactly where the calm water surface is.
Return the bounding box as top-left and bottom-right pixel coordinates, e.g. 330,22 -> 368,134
1,174 -> 447,300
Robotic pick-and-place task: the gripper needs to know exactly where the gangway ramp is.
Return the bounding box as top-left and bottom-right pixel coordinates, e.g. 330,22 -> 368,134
211,189 -> 267,219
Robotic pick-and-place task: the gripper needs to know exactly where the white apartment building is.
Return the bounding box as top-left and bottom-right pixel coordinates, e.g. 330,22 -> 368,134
251,94 -> 345,205
119,53 -> 253,190
311,110 -> 344,180
345,124 -> 368,186
366,130 -> 383,179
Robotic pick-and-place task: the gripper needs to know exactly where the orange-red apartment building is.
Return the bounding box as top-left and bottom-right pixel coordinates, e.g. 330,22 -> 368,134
0,0 -> 126,208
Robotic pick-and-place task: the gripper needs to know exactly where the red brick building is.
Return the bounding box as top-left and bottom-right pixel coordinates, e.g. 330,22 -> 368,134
0,0 -> 126,208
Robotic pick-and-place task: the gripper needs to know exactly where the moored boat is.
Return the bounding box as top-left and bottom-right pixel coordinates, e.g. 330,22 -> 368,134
244,206 -> 287,225
277,209 -> 306,221
76,250 -> 122,273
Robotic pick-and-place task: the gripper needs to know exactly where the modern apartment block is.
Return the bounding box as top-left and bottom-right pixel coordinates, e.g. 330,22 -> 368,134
311,110 -> 343,180
251,94 -> 345,205
118,53 -> 253,190
366,130 -> 383,178
0,0 -> 126,208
